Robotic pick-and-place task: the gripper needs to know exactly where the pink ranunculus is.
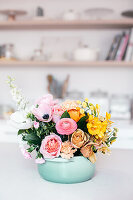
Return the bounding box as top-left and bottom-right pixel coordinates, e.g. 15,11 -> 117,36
56,118 -> 77,135
35,158 -> 45,164
40,134 -> 62,159
34,121 -> 39,129
52,105 -> 64,123
21,148 -> 32,160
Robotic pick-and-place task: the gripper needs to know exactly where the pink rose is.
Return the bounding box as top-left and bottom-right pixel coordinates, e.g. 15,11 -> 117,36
52,105 -> 64,123
34,121 -> 39,129
21,148 -> 32,159
40,134 -> 62,159
56,118 -> 77,135
35,158 -> 45,164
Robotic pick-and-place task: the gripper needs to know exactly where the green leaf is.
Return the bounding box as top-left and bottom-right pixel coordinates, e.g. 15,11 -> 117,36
24,133 -> 41,145
92,145 -> 97,153
18,129 -> 25,135
108,137 -> 117,143
94,110 -> 97,117
36,151 -> 43,159
77,115 -> 88,132
27,113 -> 35,121
61,111 -> 70,119
27,146 -> 36,153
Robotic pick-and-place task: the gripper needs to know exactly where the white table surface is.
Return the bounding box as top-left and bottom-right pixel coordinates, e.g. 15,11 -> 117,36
0,143 -> 133,200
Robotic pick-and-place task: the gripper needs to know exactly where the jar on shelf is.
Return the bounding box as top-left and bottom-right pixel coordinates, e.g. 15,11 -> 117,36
110,94 -> 131,120
89,90 -> 109,115
31,49 -> 45,61
4,44 -> 16,60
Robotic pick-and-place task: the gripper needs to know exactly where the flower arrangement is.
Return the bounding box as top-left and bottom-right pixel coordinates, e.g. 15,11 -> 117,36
8,77 -> 118,164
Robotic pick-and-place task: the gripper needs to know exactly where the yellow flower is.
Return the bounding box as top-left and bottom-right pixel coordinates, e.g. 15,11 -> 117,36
90,105 -> 94,110
77,100 -> 81,105
96,104 -> 100,115
106,112 -> 111,120
82,102 -> 87,108
80,109 -> 84,114
89,115 -> 93,121
85,98 -> 89,103
98,131 -> 104,138
95,135 -> 98,139
99,146 -> 111,154
87,116 -> 107,139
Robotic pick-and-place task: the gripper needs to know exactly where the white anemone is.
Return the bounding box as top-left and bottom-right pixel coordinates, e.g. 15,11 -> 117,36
10,110 -> 33,130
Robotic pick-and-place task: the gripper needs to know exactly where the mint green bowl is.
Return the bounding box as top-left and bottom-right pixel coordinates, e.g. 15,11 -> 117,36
38,156 -> 95,184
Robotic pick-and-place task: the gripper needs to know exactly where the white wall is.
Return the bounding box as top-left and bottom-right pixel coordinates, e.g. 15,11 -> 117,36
0,0 -> 133,105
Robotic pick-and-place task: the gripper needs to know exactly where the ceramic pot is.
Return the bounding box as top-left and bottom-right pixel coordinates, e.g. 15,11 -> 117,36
38,156 -> 95,184
73,45 -> 99,61
62,9 -> 79,21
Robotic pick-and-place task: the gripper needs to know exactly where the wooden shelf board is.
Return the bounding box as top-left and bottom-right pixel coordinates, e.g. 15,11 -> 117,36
0,60 -> 133,67
0,19 -> 133,29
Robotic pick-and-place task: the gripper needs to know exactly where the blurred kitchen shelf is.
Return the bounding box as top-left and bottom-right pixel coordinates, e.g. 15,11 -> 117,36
0,60 -> 133,67
0,19 -> 133,30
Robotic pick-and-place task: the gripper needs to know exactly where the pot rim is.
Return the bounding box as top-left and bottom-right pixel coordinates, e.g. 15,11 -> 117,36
45,156 -> 88,163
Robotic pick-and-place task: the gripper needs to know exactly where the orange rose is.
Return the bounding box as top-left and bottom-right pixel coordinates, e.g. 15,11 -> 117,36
68,109 -> 80,122
71,129 -> 88,148
80,143 -> 96,163
68,107 -> 85,122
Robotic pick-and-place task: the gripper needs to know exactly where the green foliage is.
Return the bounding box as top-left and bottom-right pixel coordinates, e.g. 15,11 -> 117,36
94,110 -> 97,117
61,111 -> 70,119
39,121 -> 57,136
77,115 -> 88,132
36,151 -> 43,159
21,120 -> 57,149
18,129 -> 25,135
108,136 -> 117,143
23,133 -> 41,145
27,113 -> 36,121
27,146 -> 36,153
92,145 -> 97,153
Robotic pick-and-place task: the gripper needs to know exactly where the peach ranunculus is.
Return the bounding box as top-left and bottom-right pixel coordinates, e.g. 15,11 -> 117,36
80,142 -> 96,163
60,141 -> 77,159
56,118 -> 77,135
40,134 -> 62,159
71,129 -> 89,148
61,100 -> 78,111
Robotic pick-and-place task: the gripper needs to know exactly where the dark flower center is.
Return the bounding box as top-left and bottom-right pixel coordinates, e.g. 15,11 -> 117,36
42,114 -> 49,120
